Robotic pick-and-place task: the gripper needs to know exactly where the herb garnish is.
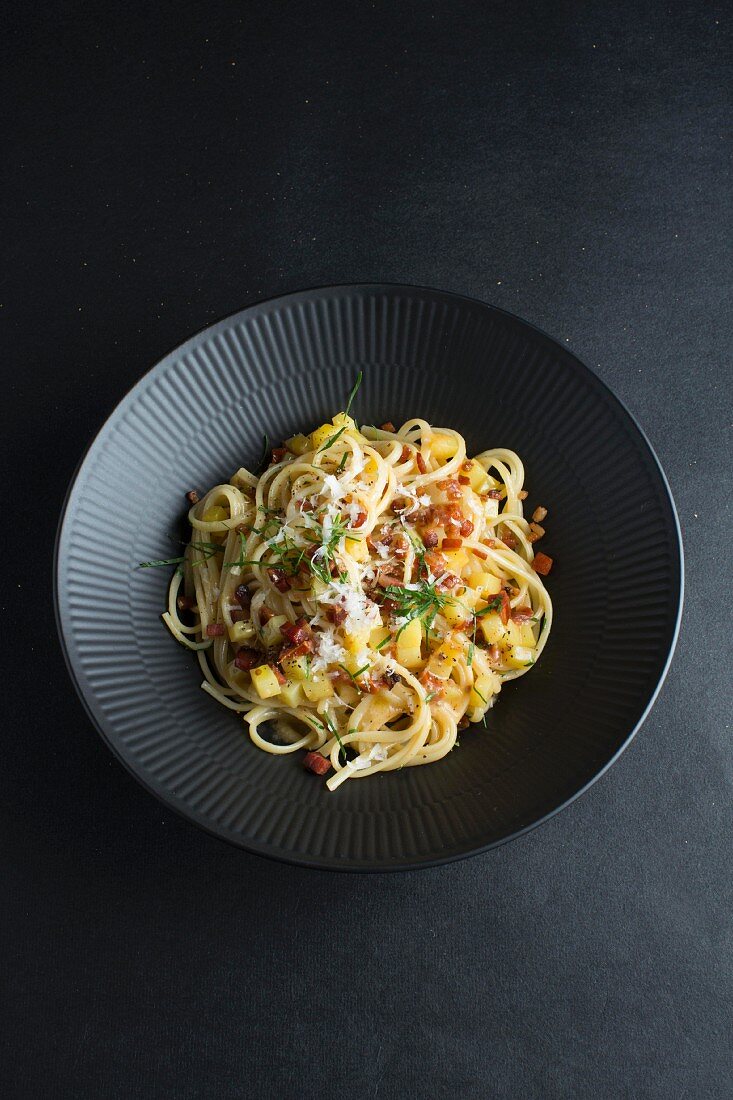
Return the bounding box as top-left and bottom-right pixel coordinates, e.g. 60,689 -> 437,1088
323,710 -> 347,765
338,662 -> 371,683
138,541 -> 223,572
317,371 -> 363,453
383,579 -> 450,637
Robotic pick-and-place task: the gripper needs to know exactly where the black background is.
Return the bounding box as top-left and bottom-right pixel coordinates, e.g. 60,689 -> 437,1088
3,3 -> 731,1098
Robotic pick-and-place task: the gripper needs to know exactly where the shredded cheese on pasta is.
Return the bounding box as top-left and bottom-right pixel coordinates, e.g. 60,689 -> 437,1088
160,408 -> 553,790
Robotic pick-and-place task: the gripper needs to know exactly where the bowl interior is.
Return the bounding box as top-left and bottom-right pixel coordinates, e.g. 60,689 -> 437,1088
56,286 -> 682,868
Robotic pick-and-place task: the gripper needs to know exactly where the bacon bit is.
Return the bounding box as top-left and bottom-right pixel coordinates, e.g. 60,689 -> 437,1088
325,606 -> 348,625
517,490 -> 528,500
471,546 -> 489,561
484,538 -> 498,549
416,452 -> 427,474
459,518 -> 474,538
485,644 -> 500,664
458,715 -> 470,729
487,488 -> 502,500
381,599 -> 398,614
533,505 -> 548,523
351,509 -> 367,529
185,490 -> 200,504
437,573 -> 460,591
458,474 -> 471,485
441,537 -> 463,550
392,536 -> 409,560
234,647 -> 263,671
421,527 -> 440,548
177,594 -> 195,612
391,497 -> 409,514
235,522 -> 249,534
399,445 -> 412,464
230,608 -> 248,623
529,521 -> 545,540
424,550 -> 447,575
437,477 -> 462,500
267,568 -> 291,592
259,605 -> 274,624
206,623 -> 225,637
499,591 -> 511,625
501,531 -> 518,550
419,671 -> 445,699
380,421 -> 396,432
384,669 -> 400,686
511,606 -> 534,623
234,584 -> 251,608
299,499 -> 315,513
461,460 -> 473,472
281,618 -> 312,645
377,568 -> 404,588
303,751 -> 332,775
533,552 -> 554,576
270,447 -> 287,464
269,663 -> 287,685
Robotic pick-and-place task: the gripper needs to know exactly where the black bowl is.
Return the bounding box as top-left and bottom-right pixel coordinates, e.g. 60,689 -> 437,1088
55,285 -> 683,870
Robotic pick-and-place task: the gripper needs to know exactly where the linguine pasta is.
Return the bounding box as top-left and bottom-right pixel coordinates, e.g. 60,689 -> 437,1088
153,384 -> 553,790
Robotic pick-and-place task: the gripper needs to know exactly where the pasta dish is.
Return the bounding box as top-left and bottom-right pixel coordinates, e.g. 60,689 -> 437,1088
146,377 -> 554,790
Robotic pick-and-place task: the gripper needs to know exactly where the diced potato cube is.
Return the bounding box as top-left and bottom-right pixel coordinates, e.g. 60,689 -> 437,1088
466,569 -> 502,598
369,626 -> 391,650
309,423 -> 338,449
344,628 -> 371,654
279,680 -> 303,707
302,676 -> 334,702
469,672 -> 497,709
348,537 -> 369,562
504,620 -> 536,648
464,460 -> 489,494
457,586 -> 482,611
442,680 -> 467,709
478,613 -> 506,645
442,600 -> 468,627
281,653 -> 310,682
331,413 -> 358,433
442,547 -> 468,573
484,498 -> 500,518
396,617 -> 423,669
504,644 -> 535,669
251,664 -> 282,699
365,697 -> 401,727
202,505 -> 228,522
262,614 -> 288,649
228,620 -> 256,644
285,433 -> 311,455
427,638 -> 464,679
430,433 -> 458,461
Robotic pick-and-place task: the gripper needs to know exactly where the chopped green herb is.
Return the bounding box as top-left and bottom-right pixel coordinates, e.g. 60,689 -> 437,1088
338,663 -> 371,682
383,578 -> 450,635
257,433 -> 269,470
343,371 -> 363,419
475,595 -> 504,616
375,634 -> 392,651
473,685 -> 488,705
323,710 -> 347,766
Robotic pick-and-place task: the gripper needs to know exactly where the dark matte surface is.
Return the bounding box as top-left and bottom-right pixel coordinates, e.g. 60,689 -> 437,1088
3,1 -> 731,1096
